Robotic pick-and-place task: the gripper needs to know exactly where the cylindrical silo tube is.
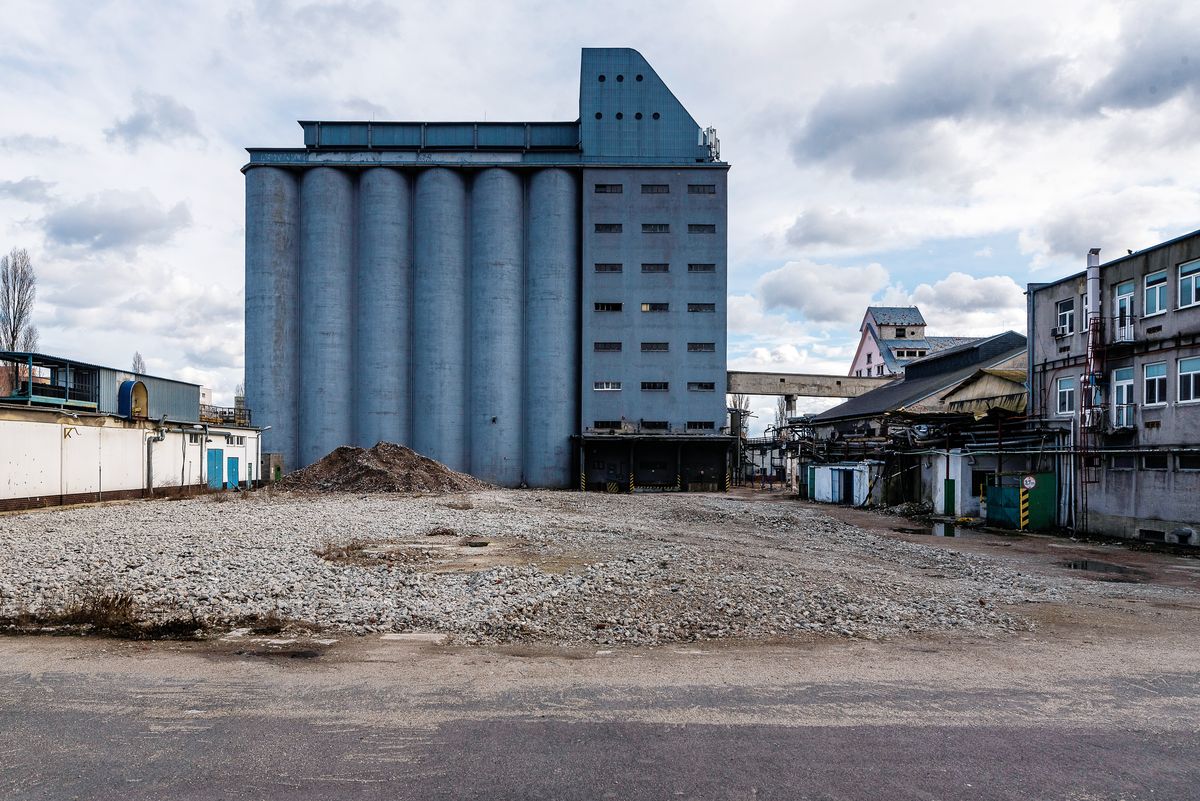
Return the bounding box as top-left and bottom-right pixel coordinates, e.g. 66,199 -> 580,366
244,166 -> 300,473
412,168 -> 469,471
298,167 -> 355,467
469,168 -> 524,486
356,168 -> 412,448
525,168 -> 580,487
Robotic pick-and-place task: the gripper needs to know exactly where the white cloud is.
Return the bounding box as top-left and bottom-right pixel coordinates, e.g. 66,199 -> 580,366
907,272 -> 1027,335
756,260 -> 890,324
2,0 -> 1198,406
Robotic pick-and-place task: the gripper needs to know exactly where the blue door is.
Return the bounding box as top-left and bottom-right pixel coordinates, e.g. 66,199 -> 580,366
207,448 -> 224,490
227,457 -> 240,489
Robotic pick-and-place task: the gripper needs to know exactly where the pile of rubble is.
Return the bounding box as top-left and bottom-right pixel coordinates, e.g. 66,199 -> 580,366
279,442 -> 490,494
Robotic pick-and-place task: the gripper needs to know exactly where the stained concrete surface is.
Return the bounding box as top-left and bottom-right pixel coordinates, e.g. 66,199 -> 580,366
2,601 -> 1199,801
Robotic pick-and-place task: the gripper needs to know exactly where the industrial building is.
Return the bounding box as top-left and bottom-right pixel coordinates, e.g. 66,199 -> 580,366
243,48 -> 729,488
0,351 -> 261,510
1028,232 -> 1200,543
848,306 -> 979,378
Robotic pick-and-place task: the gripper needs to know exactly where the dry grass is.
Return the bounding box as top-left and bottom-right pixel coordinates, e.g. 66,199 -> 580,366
0,591 -> 203,640
313,537 -> 371,563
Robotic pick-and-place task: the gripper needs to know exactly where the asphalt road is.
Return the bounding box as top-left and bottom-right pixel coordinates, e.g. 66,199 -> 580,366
2,615 -> 1199,801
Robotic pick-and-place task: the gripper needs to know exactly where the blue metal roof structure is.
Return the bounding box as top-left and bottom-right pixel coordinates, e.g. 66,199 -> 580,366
245,48 -> 724,171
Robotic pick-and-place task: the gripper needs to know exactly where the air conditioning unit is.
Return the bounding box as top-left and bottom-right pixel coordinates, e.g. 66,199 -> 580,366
1051,326 -> 1069,338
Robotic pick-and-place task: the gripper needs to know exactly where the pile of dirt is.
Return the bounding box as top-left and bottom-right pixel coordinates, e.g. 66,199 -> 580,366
278,442 -> 490,494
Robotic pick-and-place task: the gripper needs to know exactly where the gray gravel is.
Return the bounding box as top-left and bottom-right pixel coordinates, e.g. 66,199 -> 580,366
0,489 -> 1161,645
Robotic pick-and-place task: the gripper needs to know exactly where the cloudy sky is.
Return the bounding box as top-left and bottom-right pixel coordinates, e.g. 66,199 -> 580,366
3,1 -> 1199,425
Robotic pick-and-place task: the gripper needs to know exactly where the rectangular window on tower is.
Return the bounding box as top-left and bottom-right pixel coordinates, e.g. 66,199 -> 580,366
1180,260 -> 1200,308
1179,357 -> 1200,402
641,342 -> 669,352
687,342 -> 716,352
687,263 -> 716,273
594,183 -> 623,193
687,184 -> 717,194
1144,362 -> 1167,405
1145,270 -> 1168,315
687,303 -> 716,313
688,224 -> 717,234
640,184 -> 670,194
594,223 -> 622,233
1057,376 -> 1076,414
594,263 -> 623,273
642,223 -> 670,234
641,263 -> 669,273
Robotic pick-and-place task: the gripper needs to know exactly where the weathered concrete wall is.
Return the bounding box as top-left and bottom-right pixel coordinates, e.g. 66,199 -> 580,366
0,408 -> 260,505
727,371 -> 893,398
1029,232 -> 1200,539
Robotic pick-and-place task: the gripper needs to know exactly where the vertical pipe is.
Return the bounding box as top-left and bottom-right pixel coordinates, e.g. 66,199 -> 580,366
244,166 -> 299,472
412,168 -> 469,471
525,168 -> 580,487
469,168 -> 524,485
299,167 -> 356,467
356,168 -> 411,448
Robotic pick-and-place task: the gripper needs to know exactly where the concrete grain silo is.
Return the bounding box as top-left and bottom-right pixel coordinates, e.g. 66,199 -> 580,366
244,48 -> 729,489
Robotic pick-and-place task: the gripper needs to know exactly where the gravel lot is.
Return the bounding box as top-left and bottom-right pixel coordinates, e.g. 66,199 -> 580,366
0,489 -> 1171,645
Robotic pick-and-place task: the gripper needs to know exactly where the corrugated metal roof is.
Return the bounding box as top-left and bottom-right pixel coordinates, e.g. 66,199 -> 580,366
866,306 -> 926,326
814,333 -> 1026,423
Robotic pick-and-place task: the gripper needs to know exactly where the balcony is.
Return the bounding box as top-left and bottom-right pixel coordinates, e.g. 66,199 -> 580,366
1108,314 -> 1136,344
199,404 -> 252,427
1112,403 -> 1136,430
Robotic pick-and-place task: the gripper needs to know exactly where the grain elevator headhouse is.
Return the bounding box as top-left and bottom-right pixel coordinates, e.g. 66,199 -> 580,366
244,48 -> 730,488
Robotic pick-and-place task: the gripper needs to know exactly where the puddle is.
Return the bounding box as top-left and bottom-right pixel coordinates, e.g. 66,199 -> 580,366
894,523 -> 957,537
235,648 -> 321,660
1061,560 -> 1145,582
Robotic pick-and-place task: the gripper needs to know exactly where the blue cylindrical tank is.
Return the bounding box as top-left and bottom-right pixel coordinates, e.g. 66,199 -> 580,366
355,168 -> 412,448
412,168 -> 469,471
525,168 -> 580,487
469,168 -> 524,486
298,167 -> 355,466
244,166 -> 300,472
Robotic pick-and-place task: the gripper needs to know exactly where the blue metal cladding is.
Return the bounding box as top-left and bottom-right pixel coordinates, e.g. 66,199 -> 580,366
244,166 -> 299,470
299,167 -> 356,467
578,49 -> 709,163
525,168 -> 580,487
412,168 -> 469,472
469,168 -> 524,485
99,369 -> 201,422
355,168 -> 412,448
580,167 -> 728,433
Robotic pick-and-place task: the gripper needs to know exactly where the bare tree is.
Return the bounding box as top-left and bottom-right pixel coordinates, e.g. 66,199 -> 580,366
1,248 -> 38,352
1,248 -> 37,393
132,351 -> 146,374
774,396 -> 788,432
